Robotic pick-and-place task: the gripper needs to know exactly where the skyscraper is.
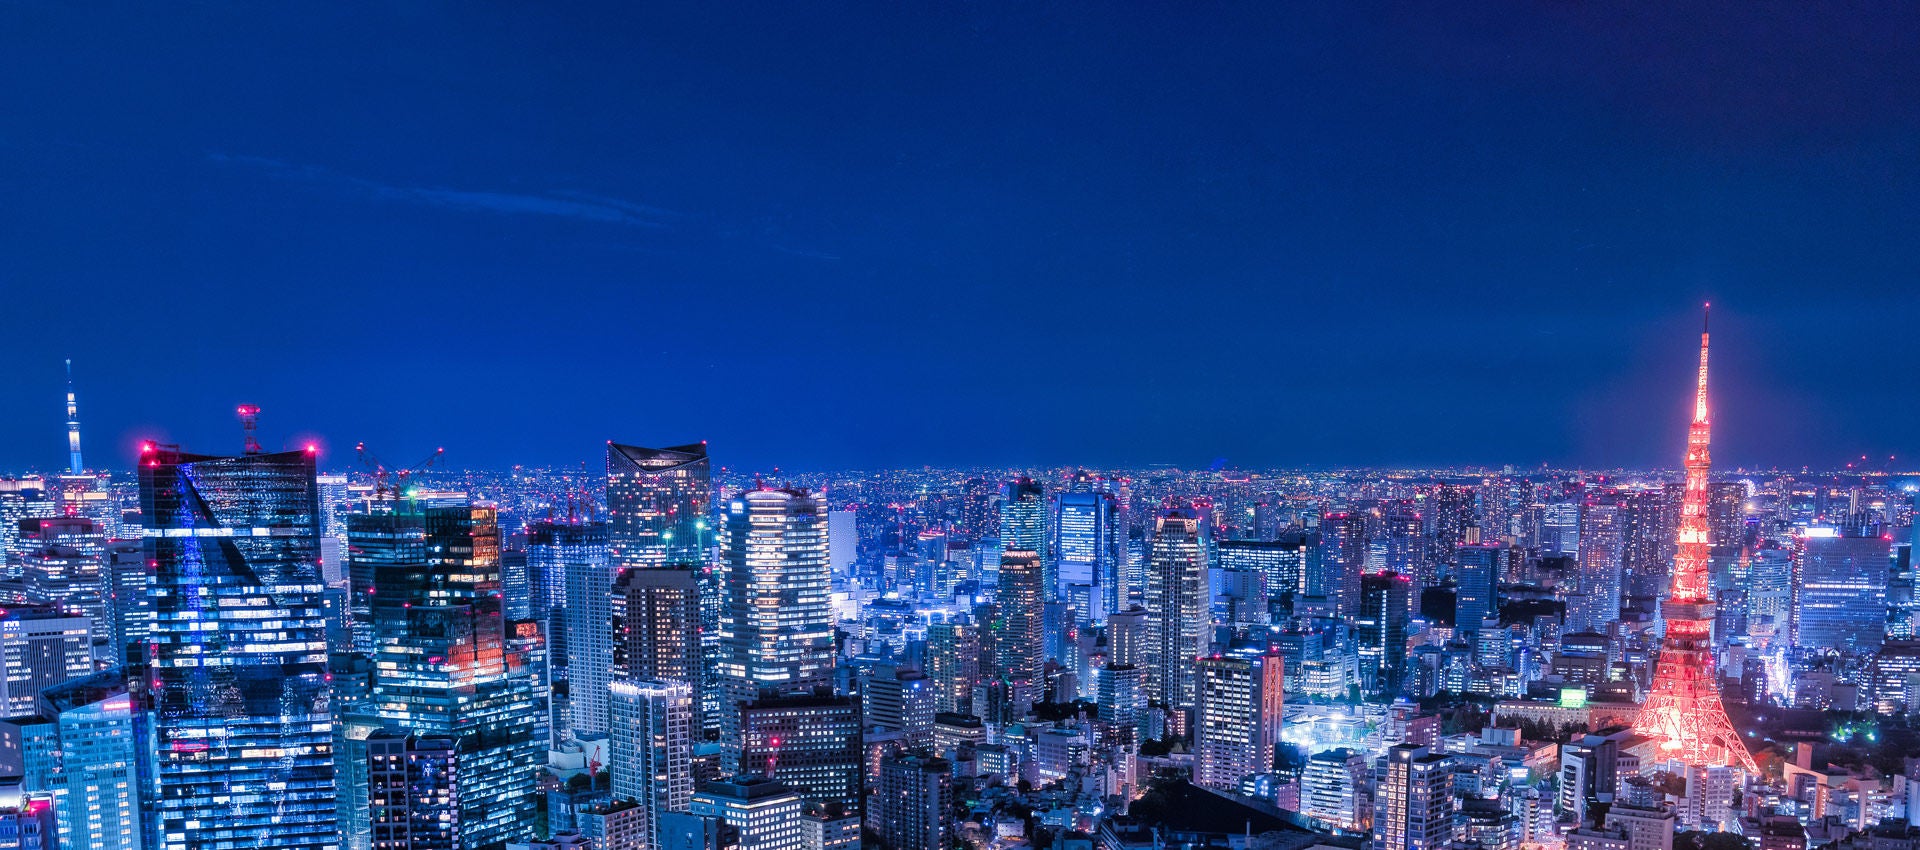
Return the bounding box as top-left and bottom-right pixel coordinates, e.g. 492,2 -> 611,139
1000,478 -> 1047,595
1357,572 -> 1410,695
609,679 -> 695,850
1145,507 -> 1209,712
365,732 -> 460,850
138,443 -> 334,850
535,518 -> 614,740
1374,744 -> 1456,850
613,566 -> 704,732
1317,512 -> 1366,617
994,550 -> 1043,709
1791,524 -> 1890,656
1634,308 -> 1758,774
1053,490 -> 1121,621
0,607 -> 92,716
1192,648 -> 1284,792
717,489 -> 834,761
1454,543 -> 1502,635
366,504 -> 542,849
606,442 -> 713,570
689,776 -> 805,850
868,751 -> 953,850
1569,494 -> 1625,634
924,618 -> 979,716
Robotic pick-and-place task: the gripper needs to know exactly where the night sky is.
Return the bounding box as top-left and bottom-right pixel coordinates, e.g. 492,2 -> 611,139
3,4 -> 1916,473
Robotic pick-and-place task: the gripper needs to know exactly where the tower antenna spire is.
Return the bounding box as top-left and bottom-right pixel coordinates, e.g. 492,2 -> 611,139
64,360 -> 83,474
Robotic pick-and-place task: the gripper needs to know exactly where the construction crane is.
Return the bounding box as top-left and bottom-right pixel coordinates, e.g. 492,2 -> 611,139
353,442 -> 445,502
236,405 -> 264,455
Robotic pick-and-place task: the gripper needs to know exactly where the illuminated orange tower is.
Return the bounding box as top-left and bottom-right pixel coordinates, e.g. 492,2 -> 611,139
1634,305 -> 1757,773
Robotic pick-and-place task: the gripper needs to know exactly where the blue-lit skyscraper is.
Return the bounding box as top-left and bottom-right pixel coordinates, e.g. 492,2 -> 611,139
533,519 -> 614,740
1791,524 -> 1891,657
1000,478 -> 1047,597
1053,489 -> 1120,622
366,504 -> 541,850
1455,543 -> 1502,635
137,443 -> 334,850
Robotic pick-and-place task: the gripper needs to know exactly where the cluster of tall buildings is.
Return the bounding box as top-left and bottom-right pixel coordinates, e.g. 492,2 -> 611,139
0,326 -> 1916,850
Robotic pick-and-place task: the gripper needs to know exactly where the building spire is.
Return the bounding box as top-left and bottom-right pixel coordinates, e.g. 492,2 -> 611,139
64,359 -> 83,474
1694,303 -> 1710,425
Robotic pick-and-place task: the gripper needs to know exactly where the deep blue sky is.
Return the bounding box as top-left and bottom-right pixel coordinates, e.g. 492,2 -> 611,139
3,4 -> 1916,473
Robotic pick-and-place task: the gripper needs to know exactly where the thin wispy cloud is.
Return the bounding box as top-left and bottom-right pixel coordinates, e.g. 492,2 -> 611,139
207,152 -> 675,229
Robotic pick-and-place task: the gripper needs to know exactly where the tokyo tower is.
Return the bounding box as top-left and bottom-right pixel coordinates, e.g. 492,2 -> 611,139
1633,305 -> 1758,773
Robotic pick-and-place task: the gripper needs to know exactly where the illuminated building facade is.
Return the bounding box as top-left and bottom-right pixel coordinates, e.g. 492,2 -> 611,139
869,751 -> 952,850
1317,512 -> 1365,617
0,608 -> 92,716
535,519 -> 613,740
1053,490 -> 1121,621
1374,744 -> 1455,850
737,691 -> 862,812
994,549 -> 1043,710
1192,649 -> 1283,792
367,504 -> 541,849
366,732 -> 459,850
609,679 -> 694,850
716,489 -> 833,763
606,442 -> 712,570
689,776 -> 805,850
1357,572 -> 1409,695
1790,524 -> 1890,657
138,445 -> 335,850
1145,507 -> 1209,712
613,565 -> 704,732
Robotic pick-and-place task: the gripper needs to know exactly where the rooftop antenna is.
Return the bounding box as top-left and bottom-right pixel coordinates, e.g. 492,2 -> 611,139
237,405 -> 264,455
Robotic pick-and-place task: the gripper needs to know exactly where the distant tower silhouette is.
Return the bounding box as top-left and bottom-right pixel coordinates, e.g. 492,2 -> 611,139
64,360 -> 83,474
1634,305 -> 1757,773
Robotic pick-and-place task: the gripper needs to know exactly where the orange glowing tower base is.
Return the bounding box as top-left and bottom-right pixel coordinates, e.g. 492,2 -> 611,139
1634,305 -> 1757,774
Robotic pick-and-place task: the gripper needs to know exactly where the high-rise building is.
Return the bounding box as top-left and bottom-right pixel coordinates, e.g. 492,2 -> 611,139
366,732 -> 459,850
717,489 -> 834,763
535,519 -> 614,740
609,679 -> 695,850
1218,538 -> 1307,605
689,776 -> 805,850
1357,572 -> 1410,695
1454,543 -> 1502,635
1317,513 -> 1366,617
994,550 -> 1043,709
10,671 -> 140,850
868,751 -> 952,850
366,504 -> 542,849
1054,490 -> 1121,621
1569,495 -> 1625,634
999,478 -> 1046,555
1374,744 -> 1455,850
346,512 -> 428,656
1791,525 -> 1891,657
1300,748 -> 1366,831
14,516 -> 106,636
606,442 -> 712,570
102,542 -> 148,665
0,607 -> 92,716
137,444 -> 335,850
1192,649 -> 1283,792
923,618 -> 978,716
613,564 -> 704,730
736,691 -> 863,812
1145,508 -> 1209,711
864,666 -> 935,750
1381,507 -> 1429,601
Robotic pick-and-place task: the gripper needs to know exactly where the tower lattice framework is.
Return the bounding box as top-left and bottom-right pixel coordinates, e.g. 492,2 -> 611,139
1633,306 -> 1758,774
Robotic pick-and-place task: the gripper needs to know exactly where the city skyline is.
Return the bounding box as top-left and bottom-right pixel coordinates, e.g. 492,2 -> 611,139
4,4 -> 1918,472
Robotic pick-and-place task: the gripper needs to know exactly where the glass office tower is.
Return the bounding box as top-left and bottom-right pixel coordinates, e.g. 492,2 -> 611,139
367,504 -> 541,850
138,444 -> 335,850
